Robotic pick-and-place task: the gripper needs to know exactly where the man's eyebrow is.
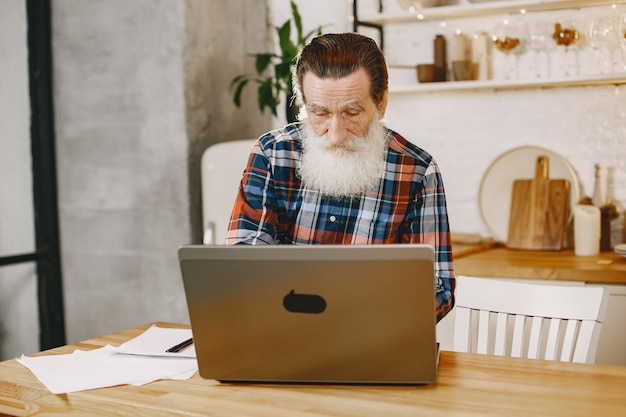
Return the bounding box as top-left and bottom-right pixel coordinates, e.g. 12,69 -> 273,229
343,102 -> 365,111
307,103 -> 326,112
308,102 -> 365,112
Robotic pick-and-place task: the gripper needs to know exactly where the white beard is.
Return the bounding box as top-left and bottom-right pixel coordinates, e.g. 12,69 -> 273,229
298,118 -> 388,198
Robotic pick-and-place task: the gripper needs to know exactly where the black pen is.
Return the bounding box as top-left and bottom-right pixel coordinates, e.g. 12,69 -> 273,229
165,337 -> 193,353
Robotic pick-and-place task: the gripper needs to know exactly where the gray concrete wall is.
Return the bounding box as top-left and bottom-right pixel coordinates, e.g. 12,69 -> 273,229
53,0 -> 191,343
51,0 -> 269,345
184,0 -> 271,244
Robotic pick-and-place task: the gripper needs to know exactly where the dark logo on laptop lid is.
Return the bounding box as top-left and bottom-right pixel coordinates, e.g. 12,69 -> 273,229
283,290 -> 326,314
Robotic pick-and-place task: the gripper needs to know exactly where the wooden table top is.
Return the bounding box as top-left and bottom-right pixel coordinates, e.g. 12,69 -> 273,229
454,247 -> 626,284
2,322 -> 626,416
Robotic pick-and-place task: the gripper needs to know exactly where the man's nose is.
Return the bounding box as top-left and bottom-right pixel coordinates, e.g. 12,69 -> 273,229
327,116 -> 350,146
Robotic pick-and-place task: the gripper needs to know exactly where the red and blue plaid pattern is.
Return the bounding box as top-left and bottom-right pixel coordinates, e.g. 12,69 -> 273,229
226,122 -> 455,321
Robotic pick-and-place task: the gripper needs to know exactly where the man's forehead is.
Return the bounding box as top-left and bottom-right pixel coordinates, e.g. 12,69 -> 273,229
302,69 -> 372,107
302,67 -> 370,88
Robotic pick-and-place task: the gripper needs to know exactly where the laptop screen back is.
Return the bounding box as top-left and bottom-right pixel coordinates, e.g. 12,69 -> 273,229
178,244 -> 438,384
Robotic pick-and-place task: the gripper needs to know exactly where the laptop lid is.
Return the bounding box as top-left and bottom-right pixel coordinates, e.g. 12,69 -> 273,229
178,244 -> 438,384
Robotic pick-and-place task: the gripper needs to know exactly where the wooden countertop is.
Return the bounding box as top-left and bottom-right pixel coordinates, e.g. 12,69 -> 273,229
2,322 -> 626,416
454,246 -> 626,284
451,233 -> 497,259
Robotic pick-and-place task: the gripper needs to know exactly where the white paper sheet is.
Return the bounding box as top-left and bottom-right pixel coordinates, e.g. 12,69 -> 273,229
16,325 -> 198,394
112,325 -> 196,358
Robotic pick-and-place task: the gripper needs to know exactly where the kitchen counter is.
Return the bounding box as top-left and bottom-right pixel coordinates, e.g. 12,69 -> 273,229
454,247 -> 626,284
451,233 -> 497,260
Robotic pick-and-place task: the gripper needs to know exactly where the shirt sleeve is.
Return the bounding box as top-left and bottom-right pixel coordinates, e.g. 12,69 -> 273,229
224,139 -> 279,245
402,160 -> 455,323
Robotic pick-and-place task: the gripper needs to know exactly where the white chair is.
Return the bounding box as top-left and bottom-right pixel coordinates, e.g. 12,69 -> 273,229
201,139 -> 257,245
453,275 -> 609,364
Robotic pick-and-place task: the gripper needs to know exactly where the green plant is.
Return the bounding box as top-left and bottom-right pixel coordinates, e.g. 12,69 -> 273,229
230,1 -> 323,119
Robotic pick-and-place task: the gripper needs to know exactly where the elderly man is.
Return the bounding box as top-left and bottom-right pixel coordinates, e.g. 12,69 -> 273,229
225,32 -> 454,322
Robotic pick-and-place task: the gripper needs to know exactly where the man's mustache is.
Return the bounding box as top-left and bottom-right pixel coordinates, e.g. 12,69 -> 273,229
320,137 -> 363,152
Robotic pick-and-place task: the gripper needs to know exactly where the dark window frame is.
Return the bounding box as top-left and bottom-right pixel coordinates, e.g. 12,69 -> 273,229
0,0 -> 66,350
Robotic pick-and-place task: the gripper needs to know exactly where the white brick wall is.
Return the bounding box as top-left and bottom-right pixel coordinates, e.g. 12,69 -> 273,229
388,85 -> 626,237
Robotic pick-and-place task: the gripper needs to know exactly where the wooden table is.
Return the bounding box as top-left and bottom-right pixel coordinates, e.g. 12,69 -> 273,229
454,247 -> 626,284
2,323 -> 626,416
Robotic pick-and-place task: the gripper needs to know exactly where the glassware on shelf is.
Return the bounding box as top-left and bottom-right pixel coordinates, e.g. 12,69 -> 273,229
552,20 -> 582,76
527,20 -> 555,79
491,18 -> 528,80
587,14 -> 618,74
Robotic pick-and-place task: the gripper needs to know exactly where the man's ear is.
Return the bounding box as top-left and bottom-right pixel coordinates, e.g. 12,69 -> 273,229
377,90 -> 388,117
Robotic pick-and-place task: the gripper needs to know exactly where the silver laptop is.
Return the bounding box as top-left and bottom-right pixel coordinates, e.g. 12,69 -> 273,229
178,244 -> 438,385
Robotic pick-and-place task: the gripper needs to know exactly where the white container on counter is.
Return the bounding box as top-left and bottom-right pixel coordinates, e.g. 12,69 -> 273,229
574,205 -> 601,256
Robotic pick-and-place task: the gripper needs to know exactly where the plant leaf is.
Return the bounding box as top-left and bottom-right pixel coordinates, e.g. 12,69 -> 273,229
282,41 -> 297,62
230,74 -> 248,89
255,53 -> 274,74
274,61 -> 292,82
258,78 -> 278,116
276,21 -> 292,57
232,79 -> 249,107
291,1 -> 304,43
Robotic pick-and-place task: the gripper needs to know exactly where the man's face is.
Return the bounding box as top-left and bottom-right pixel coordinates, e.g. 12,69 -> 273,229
298,68 -> 389,198
302,67 -> 387,148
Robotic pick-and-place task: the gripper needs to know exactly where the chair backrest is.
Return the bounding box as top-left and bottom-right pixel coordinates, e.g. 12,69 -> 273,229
201,139 -> 256,245
453,275 -> 609,364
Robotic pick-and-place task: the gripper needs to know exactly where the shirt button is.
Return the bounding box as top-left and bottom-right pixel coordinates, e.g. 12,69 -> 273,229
329,215 -> 336,222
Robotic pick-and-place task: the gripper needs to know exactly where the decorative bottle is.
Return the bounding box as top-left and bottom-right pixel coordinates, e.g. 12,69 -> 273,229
591,163 -> 606,208
606,166 -> 623,248
434,34 -> 447,82
592,163 -> 613,251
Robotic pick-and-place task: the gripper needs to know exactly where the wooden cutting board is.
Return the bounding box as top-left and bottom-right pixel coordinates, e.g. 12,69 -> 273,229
506,156 -> 570,251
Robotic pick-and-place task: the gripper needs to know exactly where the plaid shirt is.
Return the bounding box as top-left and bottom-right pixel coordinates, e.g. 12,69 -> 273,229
226,122 -> 455,321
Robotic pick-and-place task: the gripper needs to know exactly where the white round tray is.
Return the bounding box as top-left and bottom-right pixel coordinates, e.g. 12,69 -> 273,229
478,146 -> 581,243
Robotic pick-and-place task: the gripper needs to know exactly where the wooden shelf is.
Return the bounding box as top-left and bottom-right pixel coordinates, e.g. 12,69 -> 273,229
389,72 -> 626,93
358,0 -> 626,92
359,0 -> 626,24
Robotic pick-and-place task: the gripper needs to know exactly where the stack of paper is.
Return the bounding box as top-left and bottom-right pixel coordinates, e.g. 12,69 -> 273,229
17,325 -> 198,394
